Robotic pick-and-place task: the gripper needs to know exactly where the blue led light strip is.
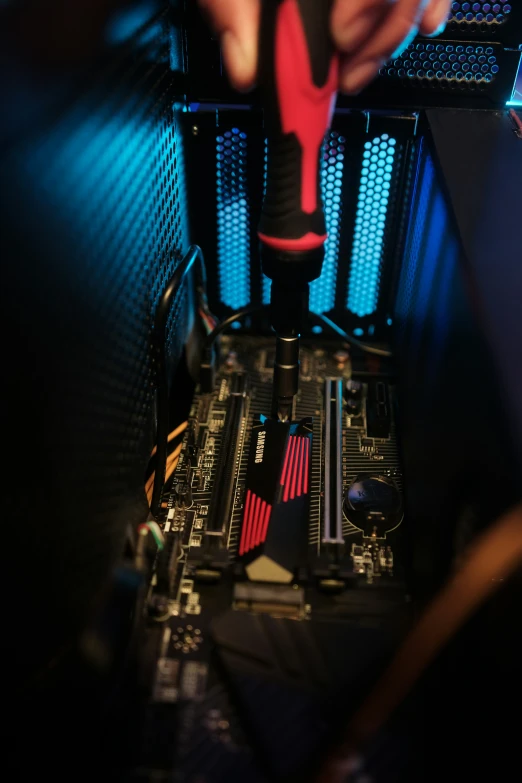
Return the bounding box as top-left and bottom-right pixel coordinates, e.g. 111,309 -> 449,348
347,134 -> 397,318
309,132 -> 345,314
216,128 -> 250,309
507,52 -> 522,106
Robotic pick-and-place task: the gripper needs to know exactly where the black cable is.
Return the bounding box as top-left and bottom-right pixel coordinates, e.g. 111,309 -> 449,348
151,244 -> 207,515
311,312 -> 393,358
204,305 -> 392,358
204,305 -> 266,351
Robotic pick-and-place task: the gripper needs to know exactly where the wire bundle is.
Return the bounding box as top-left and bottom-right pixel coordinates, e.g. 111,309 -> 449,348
137,520 -> 165,550
199,307 -> 217,335
145,421 -> 187,506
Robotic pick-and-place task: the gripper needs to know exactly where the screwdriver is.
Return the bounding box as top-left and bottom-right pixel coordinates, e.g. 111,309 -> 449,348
257,0 -> 339,420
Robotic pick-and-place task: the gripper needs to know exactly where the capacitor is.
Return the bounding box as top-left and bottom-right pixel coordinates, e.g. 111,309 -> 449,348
346,398 -> 361,416
333,350 -> 350,365
345,379 -> 363,400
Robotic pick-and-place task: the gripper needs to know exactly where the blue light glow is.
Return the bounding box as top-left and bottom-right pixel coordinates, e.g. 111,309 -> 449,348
309,132 -> 346,314
12,84 -> 191,409
353,327 -> 364,337
394,146 -> 435,342
397,145 -> 461,377
427,236 -> 459,386
216,128 -> 250,309
312,325 -> 323,334
262,275 -> 271,304
347,134 -> 397,317
106,1 -> 161,45
408,190 -> 446,358
507,52 -> 522,105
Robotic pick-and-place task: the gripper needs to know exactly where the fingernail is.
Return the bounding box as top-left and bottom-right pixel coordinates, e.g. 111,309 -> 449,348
426,20 -> 447,38
221,30 -> 256,92
341,60 -> 381,95
391,26 -> 418,59
336,12 -> 376,53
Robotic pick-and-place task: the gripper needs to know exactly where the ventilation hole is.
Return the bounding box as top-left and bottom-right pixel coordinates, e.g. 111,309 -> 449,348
347,134 -> 397,318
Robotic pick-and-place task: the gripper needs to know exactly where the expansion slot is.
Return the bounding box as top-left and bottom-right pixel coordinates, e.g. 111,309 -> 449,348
201,372 -> 247,563
323,379 -> 344,545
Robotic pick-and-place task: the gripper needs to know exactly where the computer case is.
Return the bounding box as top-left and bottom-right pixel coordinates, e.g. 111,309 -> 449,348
1,1 -> 521,780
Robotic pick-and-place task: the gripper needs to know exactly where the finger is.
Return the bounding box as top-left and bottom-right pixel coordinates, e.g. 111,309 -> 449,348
198,0 -> 260,91
331,0 -> 390,54
339,54 -> 385,94
419,0 -> 451,36
340,0 -> 431,93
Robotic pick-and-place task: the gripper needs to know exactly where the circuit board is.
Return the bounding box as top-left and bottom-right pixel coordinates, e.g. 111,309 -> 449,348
135,337 -> 408,782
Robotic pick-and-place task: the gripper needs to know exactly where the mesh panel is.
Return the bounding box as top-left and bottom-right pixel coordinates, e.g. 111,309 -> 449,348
216,126 -> 250,309
347,134 -> 398,318
310,131 -> 346,314
449,0 -> 511,26
13,86 -> 189,480
209,116 -> 413,334
382,42 -> 499,84
0,10 -> 189,666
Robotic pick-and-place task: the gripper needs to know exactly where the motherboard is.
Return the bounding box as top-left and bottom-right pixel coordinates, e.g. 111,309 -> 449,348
135,337 -> 408,783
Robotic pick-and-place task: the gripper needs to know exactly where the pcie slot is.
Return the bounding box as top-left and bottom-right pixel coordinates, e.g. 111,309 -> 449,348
204,372 -> 247,545
323,378 -> 344,545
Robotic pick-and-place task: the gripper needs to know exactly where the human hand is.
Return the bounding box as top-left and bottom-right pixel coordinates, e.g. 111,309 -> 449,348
199,0 -> 451,94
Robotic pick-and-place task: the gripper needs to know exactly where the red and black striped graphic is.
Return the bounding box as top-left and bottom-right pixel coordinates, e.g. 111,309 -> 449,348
238,417 -> 313,581
239,490 -> 273,556
280,434 -> 310,503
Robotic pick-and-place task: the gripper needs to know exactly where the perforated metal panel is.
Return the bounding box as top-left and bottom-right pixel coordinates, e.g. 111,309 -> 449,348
449,0 -> 512,26
0,7 -> 189,669
191,111 -> 413,340
382,41 -> 500,85
216,126 -> 250,309
309,131 -> 346,315
347,134 -> 398,318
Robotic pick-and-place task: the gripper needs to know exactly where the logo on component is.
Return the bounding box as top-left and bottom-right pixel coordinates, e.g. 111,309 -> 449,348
255,431 -> 266,463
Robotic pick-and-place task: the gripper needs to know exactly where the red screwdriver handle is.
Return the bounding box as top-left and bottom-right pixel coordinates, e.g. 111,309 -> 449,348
258,0 -> 338,285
